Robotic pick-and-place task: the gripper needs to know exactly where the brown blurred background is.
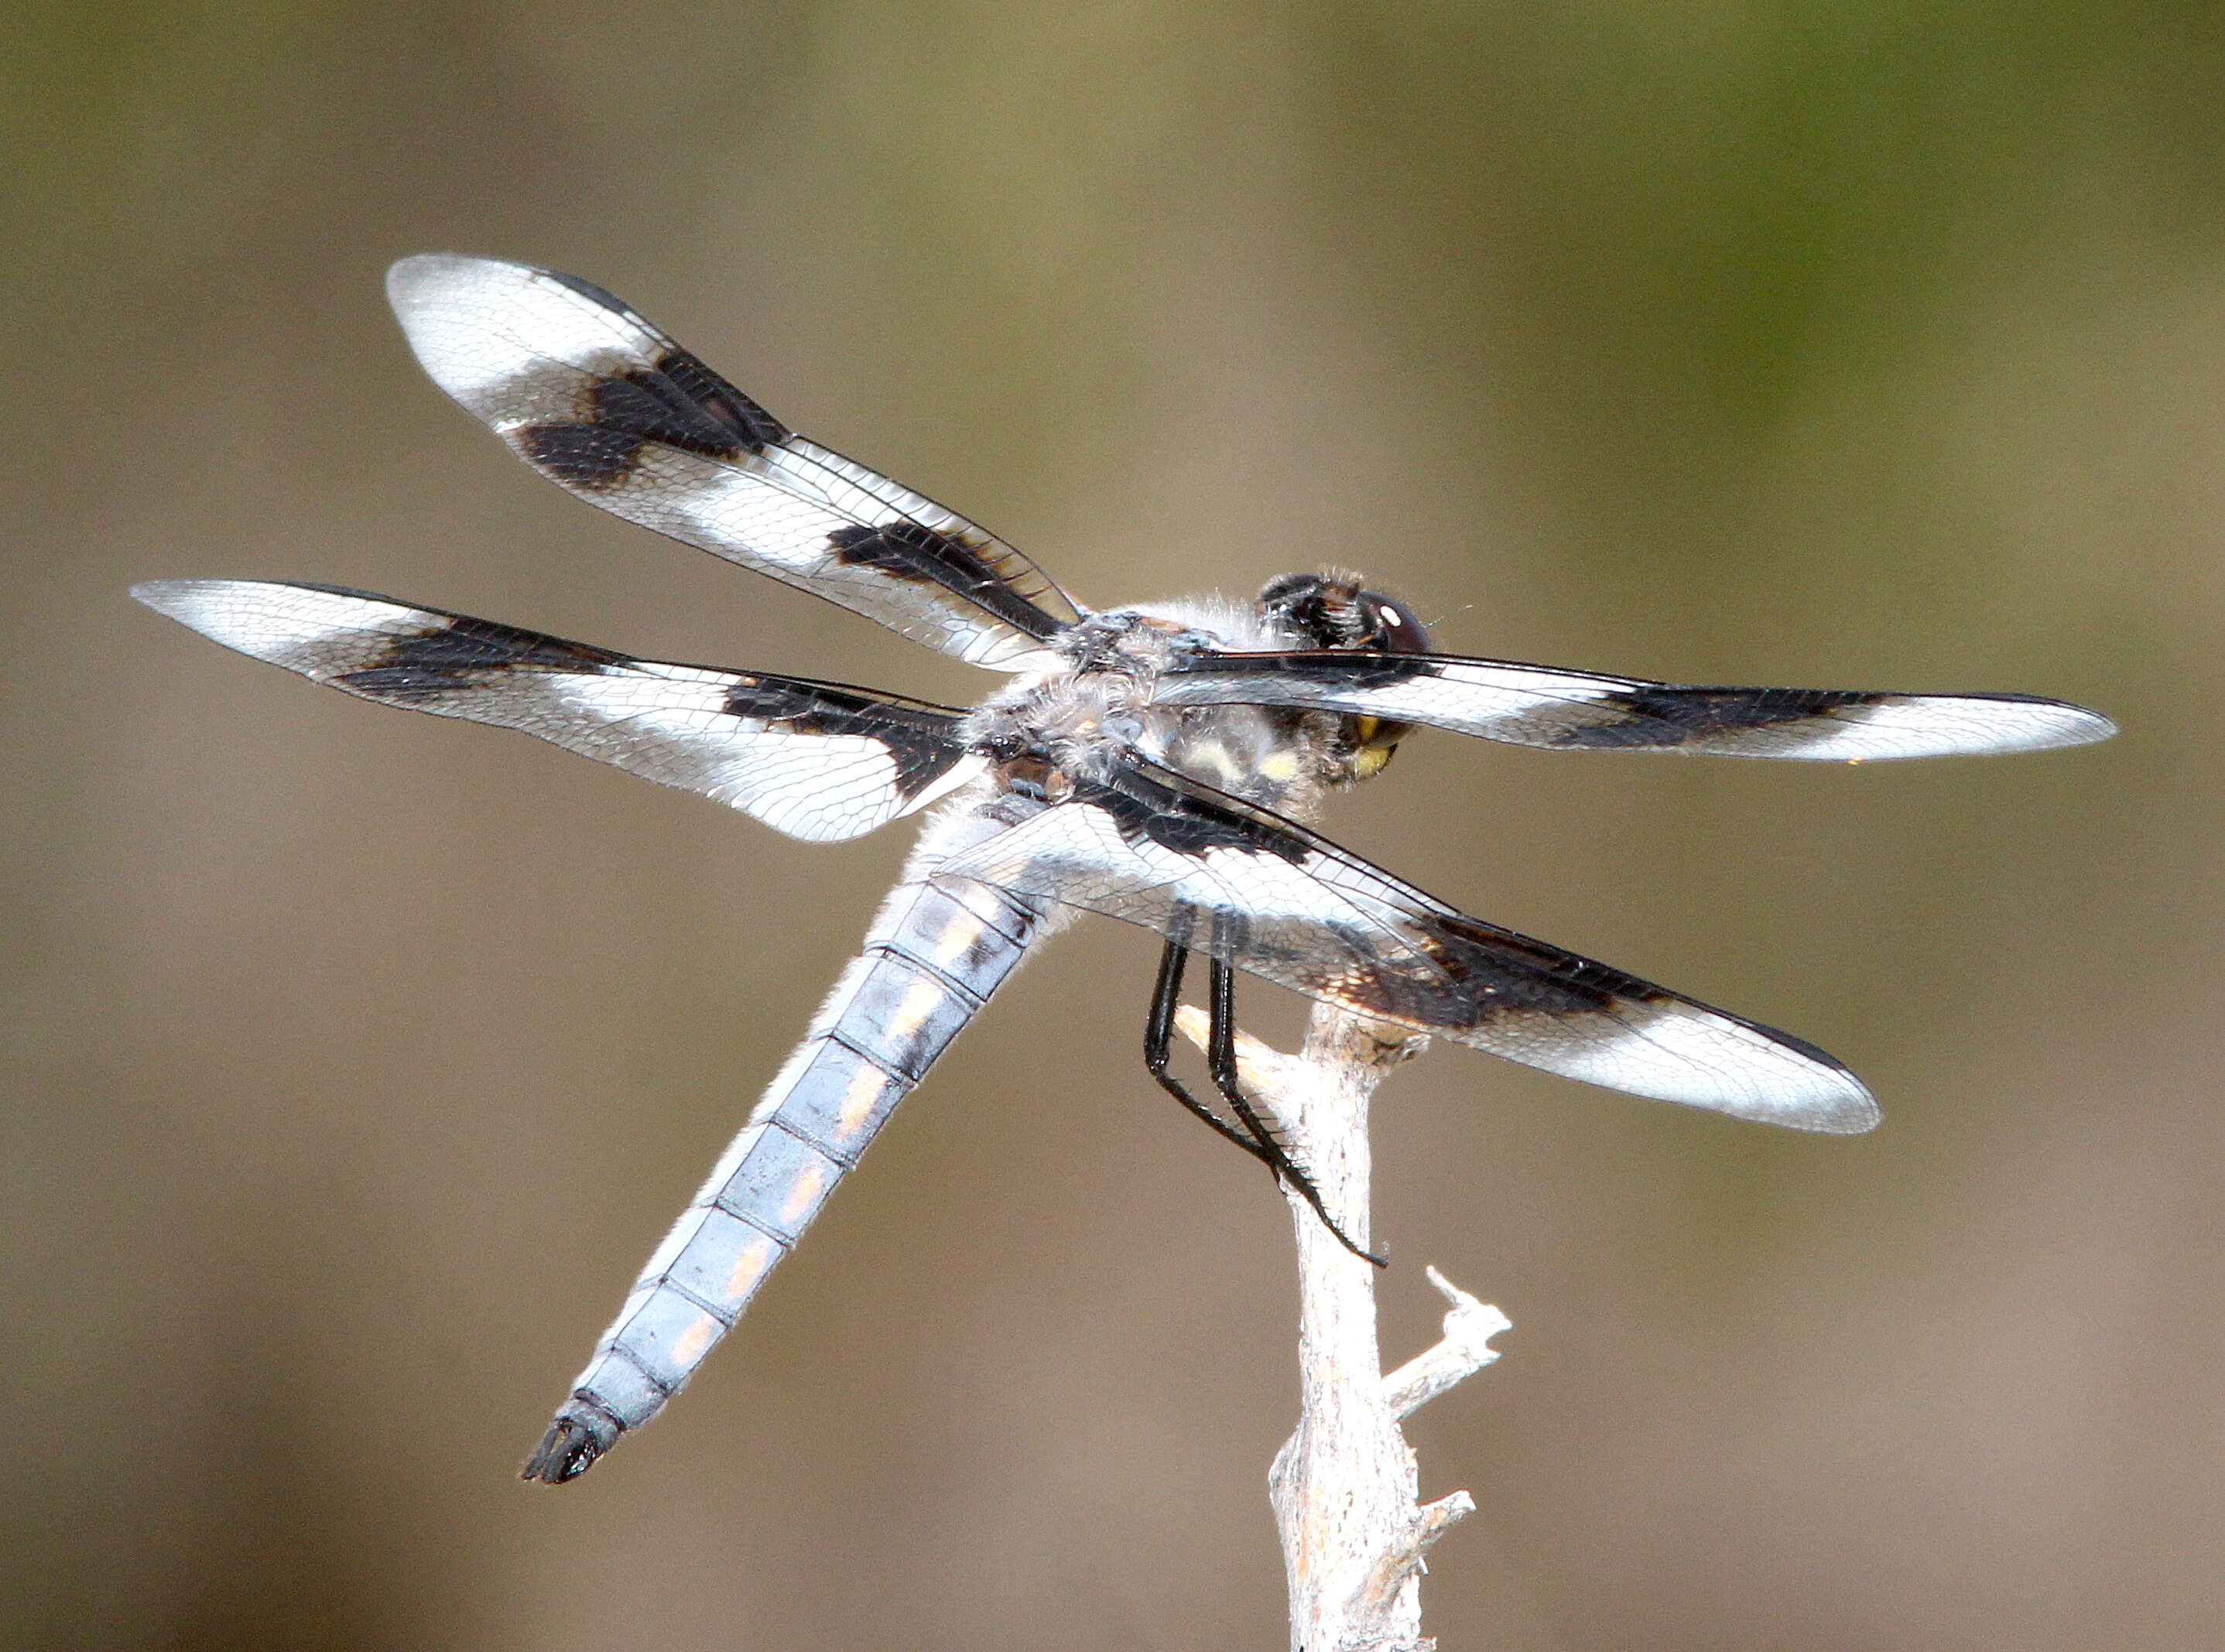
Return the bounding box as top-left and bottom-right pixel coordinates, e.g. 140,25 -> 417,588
5,2 -> 2218,1647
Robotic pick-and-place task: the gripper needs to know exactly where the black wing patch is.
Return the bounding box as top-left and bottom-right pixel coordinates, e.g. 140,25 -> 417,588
133,580 -> 981,842
938,761 -> 1877,1132
385,255 -> 1080,669
1153,650 -> 2115,760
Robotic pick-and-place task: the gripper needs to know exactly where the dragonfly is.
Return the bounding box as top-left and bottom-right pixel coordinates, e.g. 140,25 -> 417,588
134,255 -> 2115,1483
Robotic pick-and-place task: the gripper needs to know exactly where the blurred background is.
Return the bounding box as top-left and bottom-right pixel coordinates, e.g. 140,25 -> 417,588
5,2 -> 2219,1647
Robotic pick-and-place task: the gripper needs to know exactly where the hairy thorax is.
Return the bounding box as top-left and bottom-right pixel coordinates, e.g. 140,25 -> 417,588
958,597 -> 1364,821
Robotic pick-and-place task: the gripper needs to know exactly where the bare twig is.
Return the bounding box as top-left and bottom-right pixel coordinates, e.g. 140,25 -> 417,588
1176,1002 -> 1510,1652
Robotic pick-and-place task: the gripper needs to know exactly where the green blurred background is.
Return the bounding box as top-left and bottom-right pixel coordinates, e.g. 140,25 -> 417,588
6,2 -> 2216,1647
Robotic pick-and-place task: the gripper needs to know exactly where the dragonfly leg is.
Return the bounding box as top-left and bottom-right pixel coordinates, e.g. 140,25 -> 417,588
1145,935 -> 1275,1164
1205,957 -> 1386,1269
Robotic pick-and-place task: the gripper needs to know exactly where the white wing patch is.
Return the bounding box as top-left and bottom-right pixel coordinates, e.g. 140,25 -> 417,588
543,669 -> 923,842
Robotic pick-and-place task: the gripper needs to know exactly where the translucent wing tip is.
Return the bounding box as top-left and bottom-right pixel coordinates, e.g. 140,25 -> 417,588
1658,1047 -> 1881,1135
1504,1003 -> 1883,1134
1773,1069 -> 1882,1134
2027,701 -> 2117,751
1703,692 -> 2120,761
131,577 -> 200,620
1740,1024 -> 1881,1134
385,253 -> 572,412
385,251 -> 514,313
132,578 -> 375,669
131,577 -> 266,651
1890,694 -> 2118,758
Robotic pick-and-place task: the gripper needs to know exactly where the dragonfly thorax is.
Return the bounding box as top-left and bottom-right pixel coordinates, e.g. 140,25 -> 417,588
961,589 -> 1402,818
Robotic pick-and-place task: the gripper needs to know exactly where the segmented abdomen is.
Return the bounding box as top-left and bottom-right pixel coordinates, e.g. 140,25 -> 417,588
526,853 -> 1042,1480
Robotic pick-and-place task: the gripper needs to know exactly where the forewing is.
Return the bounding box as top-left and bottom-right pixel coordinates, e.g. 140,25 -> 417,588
1154,651 -> 2115,759
937,764 -> 1877,1131
133,580 -> 981,842
385,255 -> 1080,669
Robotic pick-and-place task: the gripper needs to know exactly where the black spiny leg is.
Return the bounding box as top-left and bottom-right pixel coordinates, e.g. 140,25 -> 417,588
1204,957 -> 1388,1269
1145,936 -> 1275,1165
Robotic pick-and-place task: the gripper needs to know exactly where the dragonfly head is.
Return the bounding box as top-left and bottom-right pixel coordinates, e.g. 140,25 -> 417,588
1258,570 -> 1431,656
1258,572 -> 1432,780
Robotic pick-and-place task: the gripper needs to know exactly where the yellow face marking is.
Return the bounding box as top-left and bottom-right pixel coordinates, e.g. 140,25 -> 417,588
782,1159 -> 829,1225
1354,746 -> 1395,780
933,907 -> 986,966
723,1235 -> 775,1306
885,974 -> 945,1042
836,1060 -> 888,1139
672,1311 -> 719,1366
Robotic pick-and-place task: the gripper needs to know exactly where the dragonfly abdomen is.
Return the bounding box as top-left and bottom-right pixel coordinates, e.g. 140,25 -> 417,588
524,838 -> 1044,1483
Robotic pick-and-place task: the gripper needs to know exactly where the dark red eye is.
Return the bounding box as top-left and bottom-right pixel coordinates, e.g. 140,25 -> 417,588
1361,592 -> 1430,655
